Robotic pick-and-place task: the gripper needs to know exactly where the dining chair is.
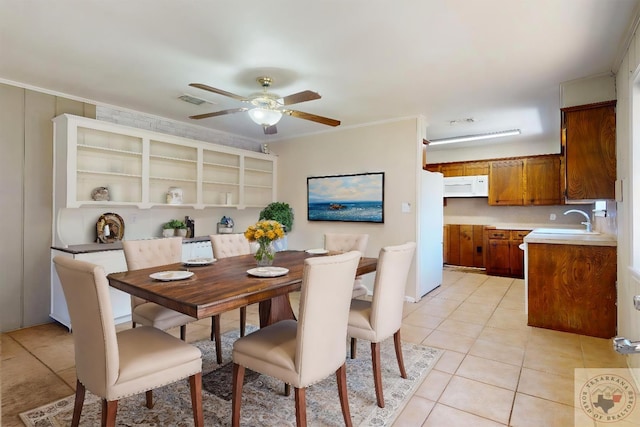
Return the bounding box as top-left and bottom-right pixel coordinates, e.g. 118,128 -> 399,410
231,251 -> 361,427
52,256 -> 203,427
209,233 -> 252,338
347,241 -> 416,408
122,237 -> 224,363
324,233 -> 370,298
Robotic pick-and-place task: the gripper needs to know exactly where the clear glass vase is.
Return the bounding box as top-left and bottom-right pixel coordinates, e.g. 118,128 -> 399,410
255,241 -> 276,267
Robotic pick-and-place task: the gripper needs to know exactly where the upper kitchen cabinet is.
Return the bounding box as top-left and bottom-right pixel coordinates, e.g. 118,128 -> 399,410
53,114 -> 277,209
523,155 -> 563,205
488,155 -> 563,206
425,160 -> 489,177
488,159 -> 524,205
561,100 -> 616,201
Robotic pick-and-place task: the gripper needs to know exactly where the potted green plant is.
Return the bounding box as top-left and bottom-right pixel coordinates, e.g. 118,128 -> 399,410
259,202 -> 294,232
163,219 -> 187,237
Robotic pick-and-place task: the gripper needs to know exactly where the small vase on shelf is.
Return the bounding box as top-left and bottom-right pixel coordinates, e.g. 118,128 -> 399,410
255,241 -> 276,267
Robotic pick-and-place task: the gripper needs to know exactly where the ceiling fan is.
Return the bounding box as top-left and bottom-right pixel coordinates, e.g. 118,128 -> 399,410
188,76 -> 340,134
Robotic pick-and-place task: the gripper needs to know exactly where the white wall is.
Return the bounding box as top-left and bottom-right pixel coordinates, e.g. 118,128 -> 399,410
425,138 -> 561,164
270,118 -> 421,299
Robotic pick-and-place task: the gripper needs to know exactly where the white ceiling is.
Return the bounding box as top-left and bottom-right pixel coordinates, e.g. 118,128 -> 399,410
1,1 -> 638,147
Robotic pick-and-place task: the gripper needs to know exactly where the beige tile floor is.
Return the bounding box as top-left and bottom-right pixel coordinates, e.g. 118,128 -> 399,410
0,268 -> 630,426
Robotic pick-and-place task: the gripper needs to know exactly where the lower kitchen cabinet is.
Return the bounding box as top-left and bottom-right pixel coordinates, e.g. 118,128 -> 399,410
445,224 -> 485,268
527,243 -> 616,338
484,229 -> 528,278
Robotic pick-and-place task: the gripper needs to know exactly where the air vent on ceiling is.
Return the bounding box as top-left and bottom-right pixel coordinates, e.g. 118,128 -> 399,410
178,94 -> 209,106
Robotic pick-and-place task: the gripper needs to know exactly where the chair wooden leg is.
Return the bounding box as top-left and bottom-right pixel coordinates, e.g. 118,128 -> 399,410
284,383 -> 291,396
145,390 -> 153,409
294,387 -> 307,427
240,306 -> 247,337
393,330 -> 407,379
180,325 -> 187,341
232,363 -> 245,427
211,315 -> 222,364
371,342 -> 384,408
101,399 -> 118,427
189,372 -> 204,427
71,379 -> 85,427
350,337 -> 357,359
336,363 -> 353,427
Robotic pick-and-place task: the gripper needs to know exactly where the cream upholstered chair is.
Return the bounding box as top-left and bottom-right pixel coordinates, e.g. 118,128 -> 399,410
209,233 -> 251,337
347,241 -> 416,408
231,251 -> 361,427
122,237 -> 225,364
324,233 -> 369,298
52,256 -> 203,427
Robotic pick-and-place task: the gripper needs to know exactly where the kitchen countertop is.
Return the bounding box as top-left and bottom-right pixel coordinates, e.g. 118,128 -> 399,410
523,230 -> 617,246
51,235 -> 212,254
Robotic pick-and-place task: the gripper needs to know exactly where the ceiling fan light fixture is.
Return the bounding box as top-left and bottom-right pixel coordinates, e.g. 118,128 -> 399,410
248,108 -> 282,126
426,129 -> 521,146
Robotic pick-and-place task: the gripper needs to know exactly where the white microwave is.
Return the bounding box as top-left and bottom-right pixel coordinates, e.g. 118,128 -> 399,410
443,175 -> 489,198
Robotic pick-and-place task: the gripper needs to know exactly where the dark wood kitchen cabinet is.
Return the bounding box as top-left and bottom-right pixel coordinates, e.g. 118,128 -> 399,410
523,155 -> 563,205
527,242 -> 616,338
562,100 -> 616,201
488,160 -> 524,205
426,161 -> 489,177
488,155 -> 563,206
445,224 -> 485,268
484,228 -> 528,278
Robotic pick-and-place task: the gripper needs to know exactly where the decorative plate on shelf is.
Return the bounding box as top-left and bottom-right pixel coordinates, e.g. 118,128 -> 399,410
183,257 -> 216,266
96,213 -> 125,244
149,271 -> 194,281
247,267 -> 290,278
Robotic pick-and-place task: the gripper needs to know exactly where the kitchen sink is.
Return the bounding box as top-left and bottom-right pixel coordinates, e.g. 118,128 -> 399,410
532,228 -> 600,235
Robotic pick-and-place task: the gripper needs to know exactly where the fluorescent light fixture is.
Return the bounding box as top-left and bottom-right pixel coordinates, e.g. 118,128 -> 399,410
426,129 -> 521,146
247,108 -> 282,126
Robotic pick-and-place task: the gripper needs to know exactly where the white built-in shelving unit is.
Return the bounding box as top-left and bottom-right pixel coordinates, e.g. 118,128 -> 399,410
53,114 -> 277,210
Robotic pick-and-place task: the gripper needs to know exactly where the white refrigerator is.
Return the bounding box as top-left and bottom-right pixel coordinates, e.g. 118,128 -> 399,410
417,170 -> 444,297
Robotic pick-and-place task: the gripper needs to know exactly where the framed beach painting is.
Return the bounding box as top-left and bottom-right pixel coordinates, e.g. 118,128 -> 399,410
307,172 -> 384,223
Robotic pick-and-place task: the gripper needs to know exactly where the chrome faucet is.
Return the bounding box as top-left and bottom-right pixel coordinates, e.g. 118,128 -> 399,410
563,209 -> 592,232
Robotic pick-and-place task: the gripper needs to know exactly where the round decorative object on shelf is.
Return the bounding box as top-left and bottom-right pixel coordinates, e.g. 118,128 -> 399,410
96,213 -> 124,243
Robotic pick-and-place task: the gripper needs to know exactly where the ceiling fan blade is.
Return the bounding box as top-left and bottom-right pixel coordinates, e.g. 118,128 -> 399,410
281,90 -> 321,106
283,109 -> 341,127
189,108 -> 248,120
263,125 -> 278,135
189,83 -> 249,102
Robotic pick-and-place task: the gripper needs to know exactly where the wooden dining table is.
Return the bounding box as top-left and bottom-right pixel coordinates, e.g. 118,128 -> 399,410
107,250 -> 378,327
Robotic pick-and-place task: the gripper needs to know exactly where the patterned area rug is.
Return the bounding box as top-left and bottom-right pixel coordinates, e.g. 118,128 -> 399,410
20,327 -> 441,426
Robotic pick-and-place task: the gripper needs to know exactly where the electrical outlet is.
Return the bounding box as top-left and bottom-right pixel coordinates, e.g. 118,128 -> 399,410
549,214 -> 556,221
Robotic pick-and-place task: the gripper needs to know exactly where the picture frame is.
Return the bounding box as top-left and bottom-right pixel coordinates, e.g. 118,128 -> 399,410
307,172 -> 384,223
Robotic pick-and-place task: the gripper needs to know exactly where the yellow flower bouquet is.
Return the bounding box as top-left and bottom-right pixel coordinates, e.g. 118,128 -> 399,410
244,220 -> 285,266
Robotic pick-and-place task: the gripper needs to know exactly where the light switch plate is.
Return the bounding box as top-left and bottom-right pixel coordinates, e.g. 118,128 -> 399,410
401,202 -> 411,213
